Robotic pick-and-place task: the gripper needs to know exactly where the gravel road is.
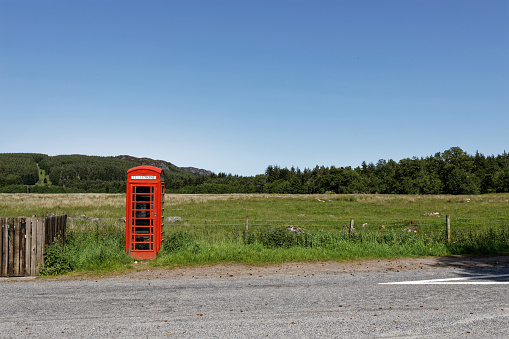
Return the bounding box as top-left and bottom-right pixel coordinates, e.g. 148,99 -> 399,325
1,257 -> 508,338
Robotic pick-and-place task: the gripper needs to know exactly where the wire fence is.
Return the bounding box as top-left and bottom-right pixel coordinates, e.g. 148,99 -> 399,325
176,216 -> 508,227
65,215 -> 509,239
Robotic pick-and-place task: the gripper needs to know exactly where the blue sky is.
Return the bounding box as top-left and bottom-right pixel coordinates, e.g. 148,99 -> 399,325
1,0 -> 508,176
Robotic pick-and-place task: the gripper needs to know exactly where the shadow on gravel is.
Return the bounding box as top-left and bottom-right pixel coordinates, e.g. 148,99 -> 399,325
432,255 -> 509,281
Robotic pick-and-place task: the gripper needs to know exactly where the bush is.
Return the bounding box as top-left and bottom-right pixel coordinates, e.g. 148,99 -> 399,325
40,242 -> 72,276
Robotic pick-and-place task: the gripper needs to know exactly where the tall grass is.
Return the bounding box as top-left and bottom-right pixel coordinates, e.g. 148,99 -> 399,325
41,218 -> 132,275
152,224 -> 509,268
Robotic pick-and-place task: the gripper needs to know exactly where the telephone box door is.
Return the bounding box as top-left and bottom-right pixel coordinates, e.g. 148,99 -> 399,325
130,184 -> 156,255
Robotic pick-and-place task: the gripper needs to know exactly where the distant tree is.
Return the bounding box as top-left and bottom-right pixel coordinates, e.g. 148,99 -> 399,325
495,170 -> 509,192
446,168 -> 468,194
446,168 -> 480,194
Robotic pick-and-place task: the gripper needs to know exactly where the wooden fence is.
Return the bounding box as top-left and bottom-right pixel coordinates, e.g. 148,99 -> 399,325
0,215 -> 67,277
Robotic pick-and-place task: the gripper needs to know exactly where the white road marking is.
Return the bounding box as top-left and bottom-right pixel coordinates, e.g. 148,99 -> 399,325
380,273 -> 509,285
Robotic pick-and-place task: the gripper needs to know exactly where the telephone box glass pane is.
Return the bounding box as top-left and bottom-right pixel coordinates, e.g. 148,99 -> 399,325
136,211 -> 150,218
136,187 -> 151,194
137,195 -> 151,202
135,219 -> 150,226
136,203 -> 151,210
135,227 -> 151,234
135,243 -> 150,250
135,235 -> 150,242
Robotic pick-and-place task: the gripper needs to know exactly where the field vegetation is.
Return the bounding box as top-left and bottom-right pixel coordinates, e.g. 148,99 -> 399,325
0,193 -> 507,275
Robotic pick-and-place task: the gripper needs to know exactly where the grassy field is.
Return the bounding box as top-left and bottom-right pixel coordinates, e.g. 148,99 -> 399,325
1,193 -> 508,275
163,193 -> 509,233
2,192 -> 507,226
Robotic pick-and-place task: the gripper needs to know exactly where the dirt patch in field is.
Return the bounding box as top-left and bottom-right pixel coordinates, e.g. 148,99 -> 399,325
36,255 -> 509,282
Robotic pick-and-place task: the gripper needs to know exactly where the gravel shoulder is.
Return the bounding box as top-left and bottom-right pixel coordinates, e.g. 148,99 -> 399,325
23,254 -> 509,282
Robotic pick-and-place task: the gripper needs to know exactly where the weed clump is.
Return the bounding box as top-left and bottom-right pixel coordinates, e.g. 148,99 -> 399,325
40,242 -> 72,276
162,231 -> 201,253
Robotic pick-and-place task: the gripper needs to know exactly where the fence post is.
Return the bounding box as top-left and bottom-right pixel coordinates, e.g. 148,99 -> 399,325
446,215 -> 451,244
349,218 -> 354,236
245,216 -> 249,237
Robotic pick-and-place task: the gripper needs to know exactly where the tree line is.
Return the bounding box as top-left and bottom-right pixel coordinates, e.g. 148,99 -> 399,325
170,147 -> 509,194
0,147 -> 508,194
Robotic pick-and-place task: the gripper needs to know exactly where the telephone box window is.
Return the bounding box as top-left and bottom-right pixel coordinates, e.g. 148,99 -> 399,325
135,243 -> 150,251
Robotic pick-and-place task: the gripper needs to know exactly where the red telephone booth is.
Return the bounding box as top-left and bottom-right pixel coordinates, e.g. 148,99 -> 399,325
126,166 -> 165,260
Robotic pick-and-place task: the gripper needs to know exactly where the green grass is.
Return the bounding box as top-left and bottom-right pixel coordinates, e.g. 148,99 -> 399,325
151,224 -> 508,268
1,193 -> 506,275
152,233 -> 452,268
162,194 -> 509,246
41,218 -> 133,276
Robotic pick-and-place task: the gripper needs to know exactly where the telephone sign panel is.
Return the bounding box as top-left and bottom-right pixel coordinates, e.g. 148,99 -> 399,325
126,166 -> 165,260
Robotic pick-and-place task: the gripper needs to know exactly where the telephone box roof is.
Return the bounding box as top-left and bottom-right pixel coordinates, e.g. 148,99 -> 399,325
127,166 -> 164,174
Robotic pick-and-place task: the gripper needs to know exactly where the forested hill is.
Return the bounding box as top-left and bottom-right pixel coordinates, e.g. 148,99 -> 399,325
0,147 -> 508,194
0,153 -> 206,193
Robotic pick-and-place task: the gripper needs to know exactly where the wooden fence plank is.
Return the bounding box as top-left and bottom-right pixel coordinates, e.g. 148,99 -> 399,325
45,216 -> 51,245
36,217 -> 44,276
31,216 -> 38,276
49,216 -> 53,243
2,218 -> 8,277
20,219 -> 26,276
60,215 -> 66,243
44,216 -> 49,246
0,218 -> 5,277
13,218 -> 20,276
63,214 -> 67,244
8,218 -> 14,276
56,216 -> 60,243
49,215 -> 56,244
57,216 -> 61,242
25,217 -> 31,276
54,215 -> 59,241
